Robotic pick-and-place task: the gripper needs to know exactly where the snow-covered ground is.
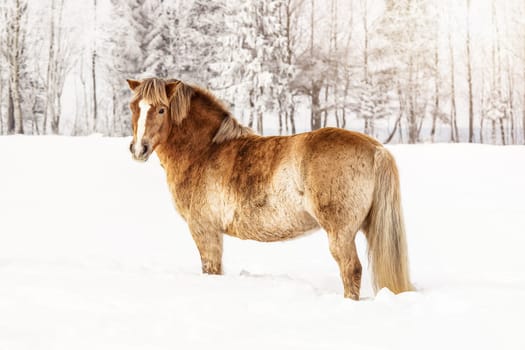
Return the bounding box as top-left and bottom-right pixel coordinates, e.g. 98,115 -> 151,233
1,136 -> 524,350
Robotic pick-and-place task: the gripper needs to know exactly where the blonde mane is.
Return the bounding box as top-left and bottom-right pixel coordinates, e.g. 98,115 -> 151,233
189,85 -> 255,143
131,78 -> 169,106
213,114 -> 255,143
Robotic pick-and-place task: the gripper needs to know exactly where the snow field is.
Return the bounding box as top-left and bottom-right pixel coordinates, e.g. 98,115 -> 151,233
1,136 -> 524,349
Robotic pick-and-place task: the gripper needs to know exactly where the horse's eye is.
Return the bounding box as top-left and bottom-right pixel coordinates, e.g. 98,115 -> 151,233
159,108 -> 165,114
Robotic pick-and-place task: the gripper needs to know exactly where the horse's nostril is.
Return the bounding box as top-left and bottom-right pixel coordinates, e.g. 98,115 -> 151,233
129,142 -> 134,153
142,144 -> 148,155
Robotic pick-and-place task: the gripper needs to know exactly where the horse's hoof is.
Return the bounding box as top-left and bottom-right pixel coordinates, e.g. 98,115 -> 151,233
344,292 -> 360,300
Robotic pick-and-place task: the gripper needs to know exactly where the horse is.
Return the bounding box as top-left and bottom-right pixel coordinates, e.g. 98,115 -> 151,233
126,77 -> 413,300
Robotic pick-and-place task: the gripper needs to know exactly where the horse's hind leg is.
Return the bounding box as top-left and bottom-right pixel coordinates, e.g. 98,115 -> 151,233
327,229 -> 362,300
190,228 -> 223,275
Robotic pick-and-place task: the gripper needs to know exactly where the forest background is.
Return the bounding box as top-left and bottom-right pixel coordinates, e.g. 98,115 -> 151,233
1,0 -> 523,144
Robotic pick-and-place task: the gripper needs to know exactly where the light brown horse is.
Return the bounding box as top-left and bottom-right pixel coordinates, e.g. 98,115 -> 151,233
126,77 -> 413,299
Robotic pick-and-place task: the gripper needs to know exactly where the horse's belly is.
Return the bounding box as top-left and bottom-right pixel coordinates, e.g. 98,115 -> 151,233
223,155 -> 320,241
225,192 -> 320,242
227,209 -> 319,242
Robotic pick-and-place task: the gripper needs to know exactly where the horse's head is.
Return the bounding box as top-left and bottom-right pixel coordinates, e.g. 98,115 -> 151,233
127,78 -> 193,161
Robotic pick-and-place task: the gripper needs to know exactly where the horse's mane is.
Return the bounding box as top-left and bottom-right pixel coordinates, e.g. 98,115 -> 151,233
212,113 -> 255,143
132,77 -> 254,143
189,84 -> 255,143
131,77 -> 170,106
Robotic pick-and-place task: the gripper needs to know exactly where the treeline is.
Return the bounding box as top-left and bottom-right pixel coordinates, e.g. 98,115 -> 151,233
1,0 -> 524,144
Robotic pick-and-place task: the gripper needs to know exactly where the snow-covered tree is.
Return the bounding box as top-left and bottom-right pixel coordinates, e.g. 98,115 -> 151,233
177,0 -> 228,86
103,0 -> 156,135
358,80 -> 389,136
41,0 -> 74,134
369,0 -> 435,143
483,91 -> 508,144
217,0 -> 295,134
1,0 -> 28,134
142,1 -> 180,78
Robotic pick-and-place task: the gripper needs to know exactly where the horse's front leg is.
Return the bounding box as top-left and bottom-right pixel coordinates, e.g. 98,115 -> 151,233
189,226 -> 223,275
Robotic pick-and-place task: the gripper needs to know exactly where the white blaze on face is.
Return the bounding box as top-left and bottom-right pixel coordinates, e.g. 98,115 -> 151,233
135,100 -> 151,157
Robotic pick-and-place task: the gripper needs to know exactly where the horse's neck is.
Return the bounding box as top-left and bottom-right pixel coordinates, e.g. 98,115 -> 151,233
155,105 -> 221,180
155,142 -> 194,174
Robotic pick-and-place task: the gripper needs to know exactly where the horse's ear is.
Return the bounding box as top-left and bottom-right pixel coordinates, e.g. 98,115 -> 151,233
166,81 -> 194,125
127,79 -> 141,91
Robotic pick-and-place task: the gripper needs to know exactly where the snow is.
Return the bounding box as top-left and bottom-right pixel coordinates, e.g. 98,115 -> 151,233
1,136 -> 524,349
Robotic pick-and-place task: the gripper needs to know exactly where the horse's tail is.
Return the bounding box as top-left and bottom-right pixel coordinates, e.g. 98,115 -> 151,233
364,146 -> 413,294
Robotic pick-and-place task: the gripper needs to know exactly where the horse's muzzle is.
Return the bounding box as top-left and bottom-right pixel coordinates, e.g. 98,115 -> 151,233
130,141 -> 151,162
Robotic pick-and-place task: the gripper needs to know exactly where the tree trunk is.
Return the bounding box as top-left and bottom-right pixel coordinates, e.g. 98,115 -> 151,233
362,0 -> 372,135
507,56 -> 515,144
51,0 -> 66,134
309,0 -> 317,131
431,21 -> 440,143
31,86 -> 40,135
91,0 -> 98,132
341,76 -> 349,129
257,112 -> 263,135
248,90 -> 254,128
491,119 -> 496,144
80,53 -> 90,135
322,0 -> 338,128
408,56 -> 418,143
448,30 -> 458,142
523,2 -> 525,144
322,85 -> 329,128
466,0 -> 474,143
310,0 -> 314,57
285,0 -> 293,64
12,79 -> 23,134
499,118 -> 506,145
363,0 -> 368,83
10,0 -> 24,134
51,89 -> 61,133
523,33 -> 525,144
480,70 -> 486,144
278,99 -> 283,135
490,0 -> 503,144
284,111 -> 289,134
0,63 -> 3,134
7,86 -> 15,134
480,115 -> 485,144
340,0 -> 354,130
386,84 -> 405,144
73,80 -> 81,136
310,84 -> 322,130
398,116 -> 404,143
112,86 -> 118,135
44,0 -> 56,134
283,0 -> 296,135
385,114 -> 401,144
289,104 -> 296,134
332,0 -> 339,128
